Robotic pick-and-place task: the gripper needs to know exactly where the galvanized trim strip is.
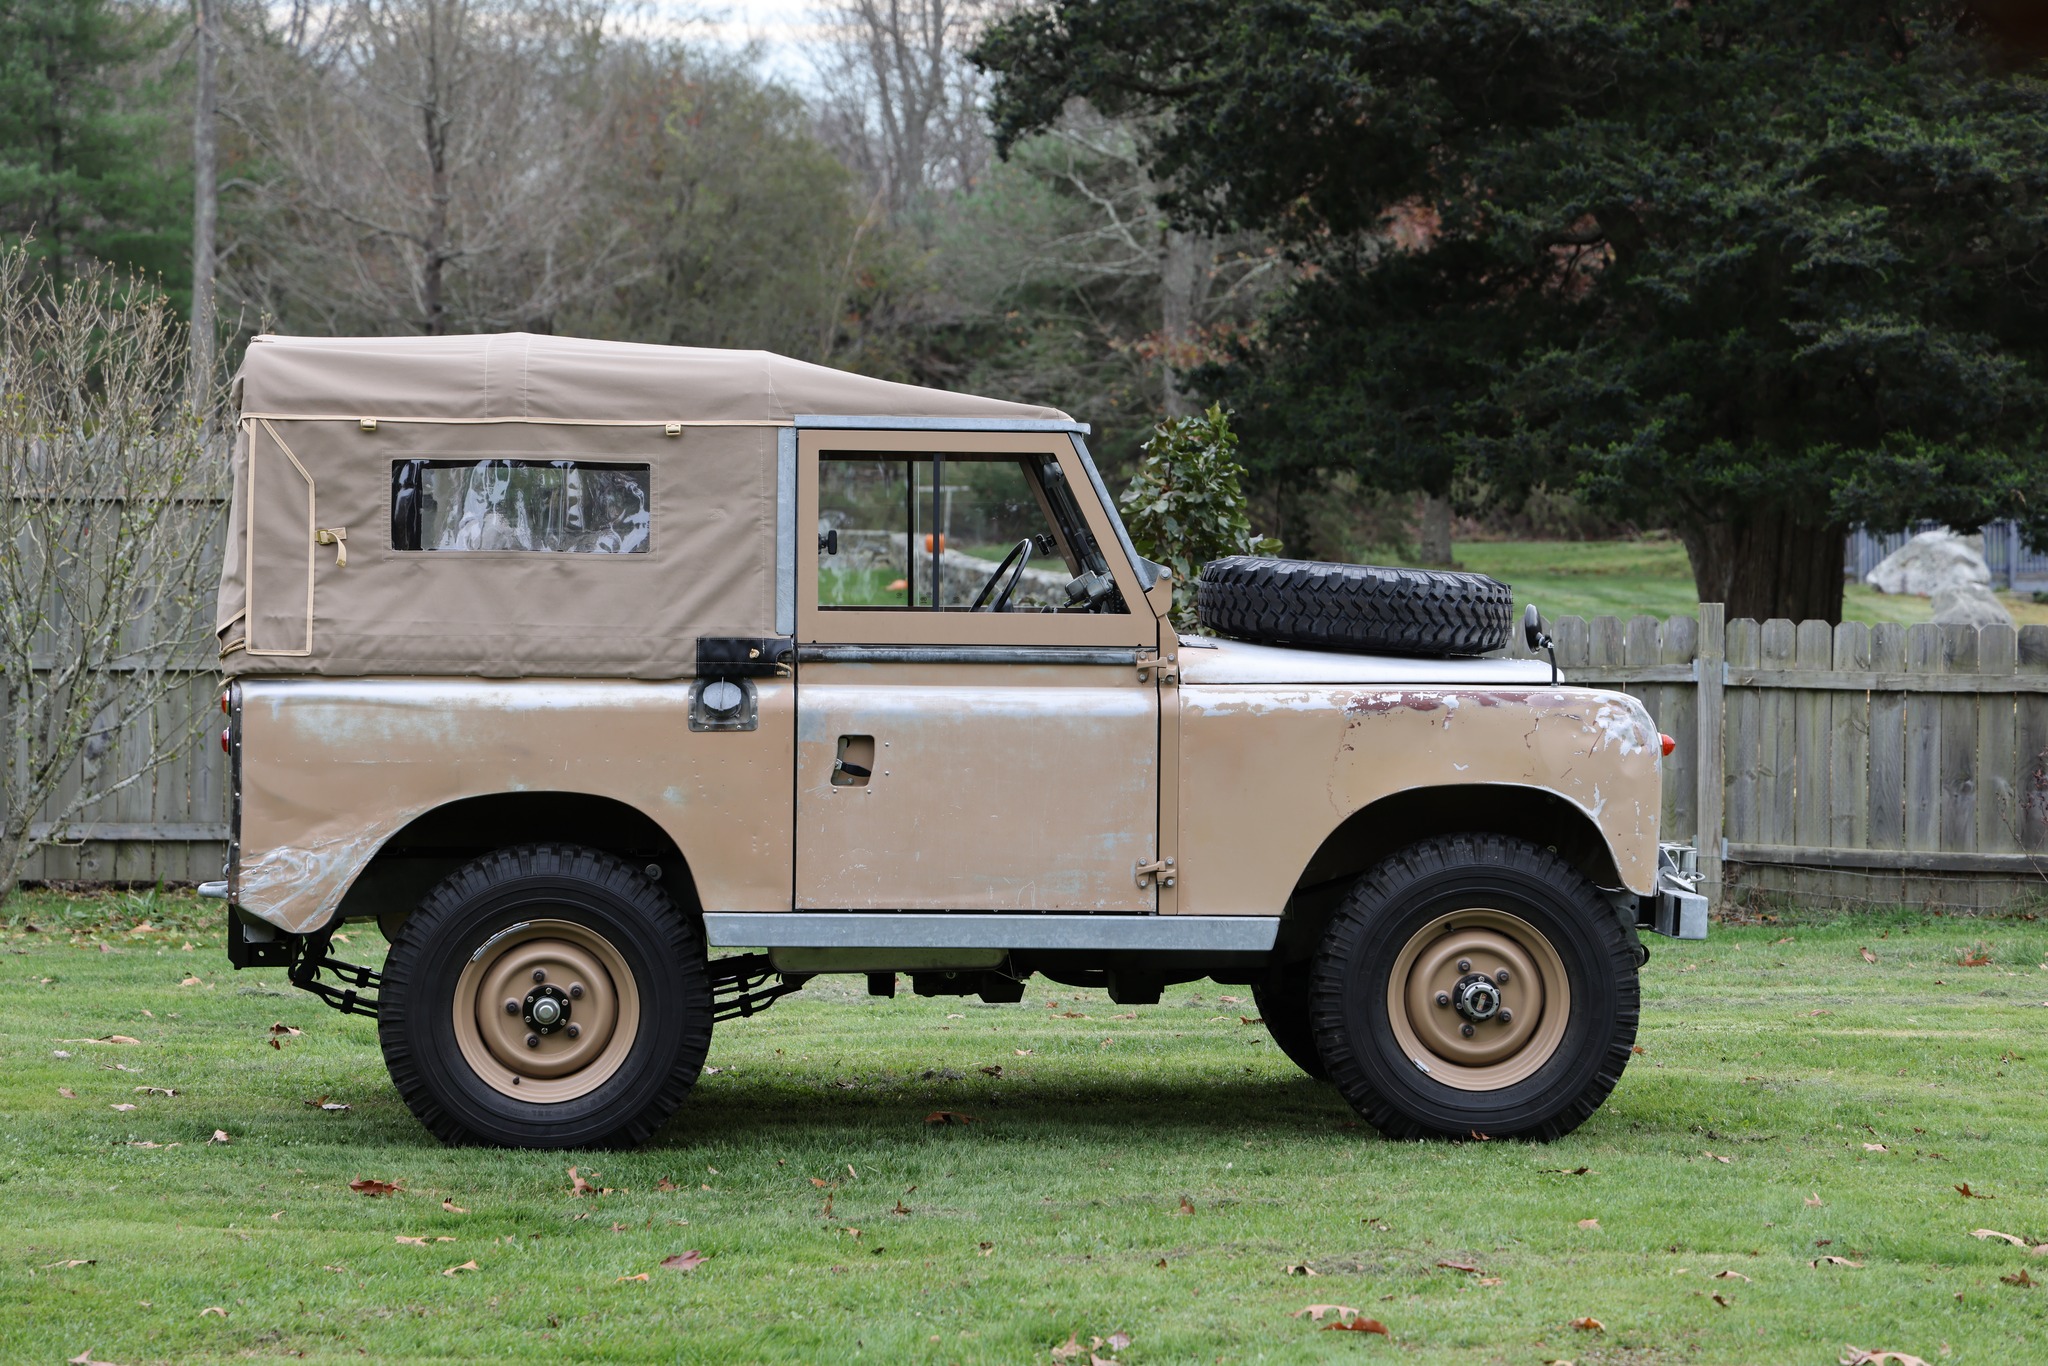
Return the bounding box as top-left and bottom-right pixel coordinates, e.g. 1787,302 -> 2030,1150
796,645 -> 1139,666
704,913 -> 1279,952
793,414 -> 1092,435
1071,434 -> 1156,589
775,427 -> 796,636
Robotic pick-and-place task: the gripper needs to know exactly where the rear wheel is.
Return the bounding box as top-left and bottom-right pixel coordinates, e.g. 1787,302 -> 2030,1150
1311,834 -> 1638,1140
379,844 -> 711,1147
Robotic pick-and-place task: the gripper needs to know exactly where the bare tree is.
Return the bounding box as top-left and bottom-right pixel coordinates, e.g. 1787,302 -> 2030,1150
0,246 -> 228,897
221,0 -> 630,335
811,0 -> 993,220
192,0 -> 220,384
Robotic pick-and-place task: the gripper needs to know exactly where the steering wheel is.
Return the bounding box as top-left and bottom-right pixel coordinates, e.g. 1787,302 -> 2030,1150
970,538 -> 1035,612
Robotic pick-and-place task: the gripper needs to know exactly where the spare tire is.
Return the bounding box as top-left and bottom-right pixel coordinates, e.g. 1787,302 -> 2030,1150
1196,556 -> 1513,656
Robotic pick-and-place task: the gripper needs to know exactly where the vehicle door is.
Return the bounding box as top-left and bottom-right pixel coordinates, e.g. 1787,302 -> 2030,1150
794,427 -> 1161,912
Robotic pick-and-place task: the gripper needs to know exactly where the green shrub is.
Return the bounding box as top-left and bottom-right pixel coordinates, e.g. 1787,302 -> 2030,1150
1119,403 -> 1279,629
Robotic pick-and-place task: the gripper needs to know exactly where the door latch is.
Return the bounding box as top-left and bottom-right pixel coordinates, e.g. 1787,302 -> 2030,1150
1134,857 -> 1175,889
1136,654 -> 1177,684
315,527 -> 347,568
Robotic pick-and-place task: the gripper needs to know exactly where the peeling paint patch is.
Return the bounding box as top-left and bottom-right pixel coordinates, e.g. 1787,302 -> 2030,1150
238,833 -> 380,933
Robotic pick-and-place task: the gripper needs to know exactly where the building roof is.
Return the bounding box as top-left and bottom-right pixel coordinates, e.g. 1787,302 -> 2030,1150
234,332 -> 1074,425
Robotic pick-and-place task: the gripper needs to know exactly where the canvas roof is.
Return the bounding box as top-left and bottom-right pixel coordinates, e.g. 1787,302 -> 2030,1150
235,332 -> 1074,425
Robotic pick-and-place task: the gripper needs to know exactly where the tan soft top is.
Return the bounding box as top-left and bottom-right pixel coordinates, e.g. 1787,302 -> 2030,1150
236,332 -> 1072,425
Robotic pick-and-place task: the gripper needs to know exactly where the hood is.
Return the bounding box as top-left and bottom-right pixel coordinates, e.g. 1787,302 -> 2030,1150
1174,635 -> 1554,686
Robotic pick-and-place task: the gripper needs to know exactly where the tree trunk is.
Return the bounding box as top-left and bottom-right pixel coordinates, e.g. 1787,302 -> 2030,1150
1417,491 -> 1453,566
190,0 -> 217,389
1680,511 -> 1848,624
1160,227 -> 1198,418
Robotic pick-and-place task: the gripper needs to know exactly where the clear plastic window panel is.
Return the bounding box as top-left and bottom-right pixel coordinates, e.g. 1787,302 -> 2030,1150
393,460 -> 650,554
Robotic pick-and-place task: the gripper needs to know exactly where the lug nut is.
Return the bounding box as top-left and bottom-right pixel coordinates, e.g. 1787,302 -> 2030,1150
532,968 -> 547,983
1460,1023 -> 1475,1038
1457,958 -> 1471,973
569,983 -> 584,1000
504,999 -> 520,1015
565,1023 -> 580,1039
1496,968 -> 1510,984
525,1033 -> 540,1048
1498,1009 -> 1513,1024
1435,992 -> 1451,1007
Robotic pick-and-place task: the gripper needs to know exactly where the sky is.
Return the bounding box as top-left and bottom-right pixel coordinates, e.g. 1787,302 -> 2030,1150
666,0 -> 827,84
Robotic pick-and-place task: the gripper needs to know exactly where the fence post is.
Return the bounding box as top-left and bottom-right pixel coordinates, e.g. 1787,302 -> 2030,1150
1695,603 -> 1726,908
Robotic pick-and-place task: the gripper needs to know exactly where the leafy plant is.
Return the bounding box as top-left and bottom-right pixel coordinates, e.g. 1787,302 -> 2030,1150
1119,403 -> 1279,628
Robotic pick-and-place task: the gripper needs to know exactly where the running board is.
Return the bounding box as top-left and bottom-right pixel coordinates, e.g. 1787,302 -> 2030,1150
702,913 -> 1279,954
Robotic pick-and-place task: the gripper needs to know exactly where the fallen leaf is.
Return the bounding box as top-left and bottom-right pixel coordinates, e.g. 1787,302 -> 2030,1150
1860,947 -> 1878,963
1155,1258 -> 1168,1268
1437,1260 -> 1483,1273
1014,1049 -> 1033,1056
1960,951 -> 1992,967
109,1103 -> 136,1112
1840,1350 -> 1932,1366
1712,1293 -> 1731,1307
67,1353 -> 116,1366
1956,1183 -> 1993,1199
923,1111 -> 976,1126
98,1035 -> 140,1045
1219,995 -> 1242,1004
57,1087 -> 75,1098
978,1065 -> 1003,1077
268,1023 -> 301,1036
208,1129 -> 230,1144
395,1236 -> 428,1246
200,1306 -> 227,1317
349,1178 -> 401,1196
1175,1196 -> 1194,1216
661,1250 -> 706,1272
1323,1318 -> 1389,1336
134,1086 -> 177,1097
1284,1263 -> 1319,1277
1630,1044 -> 1646,1055
569,1166 -> 597,1196
1478,1276 -> 1504,1286
1806,1193 -> 1825,1207
304,1097 -> 351,1112
1705,1151 -> 1732,1164
44,1259 -> 96,1269
616,1273 -> 649,1282
2003,1269 -> 2036,1287
1862,1143 -> 1888,1153
1577,1219 -> 1601,1230
1050,1335 -> 1085,1362
1570,1316 -> 1605,1332
268,1038 -> 283,1050
977,1241 -> 994,1256
654,1177 -> 678,1192
1812,1255 -> 1864,1268
1542,1166 -> 1591,1176
441,1259 -> 479,1276
443,1200 -> 468,1213
1809,1009 -> 1833,1017
1292,1304 -> 1361,1322
1104,1331 -> 1132,1351
180,976 -> 202,986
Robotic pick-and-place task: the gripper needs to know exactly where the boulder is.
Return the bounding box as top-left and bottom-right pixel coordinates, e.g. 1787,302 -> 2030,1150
1930,582 -> 2014,629
1865,529 -> 1991,597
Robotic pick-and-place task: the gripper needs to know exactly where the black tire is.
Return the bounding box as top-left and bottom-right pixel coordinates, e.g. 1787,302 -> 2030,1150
1253,961 -> 1329,1081
379,843 -> 712,1148
1311,834 -> 1638,1141
1197,557 -> 1512,656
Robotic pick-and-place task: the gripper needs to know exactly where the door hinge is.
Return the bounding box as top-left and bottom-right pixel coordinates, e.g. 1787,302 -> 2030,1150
1137,653 -> 1178,684
1134,857 -> 1176,889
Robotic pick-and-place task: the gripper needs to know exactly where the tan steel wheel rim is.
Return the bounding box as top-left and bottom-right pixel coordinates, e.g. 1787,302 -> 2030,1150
1385,908 -> 1570,1093
452,919 -> 641,1103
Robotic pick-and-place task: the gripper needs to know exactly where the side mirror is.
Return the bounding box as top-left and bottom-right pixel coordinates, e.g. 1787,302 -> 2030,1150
1522,603 -> 1545,651
819,527 -> 839,556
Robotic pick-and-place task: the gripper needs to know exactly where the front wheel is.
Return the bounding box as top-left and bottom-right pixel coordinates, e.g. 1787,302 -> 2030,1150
1311,834 -> 1638,1141
379,844 -> 712,1147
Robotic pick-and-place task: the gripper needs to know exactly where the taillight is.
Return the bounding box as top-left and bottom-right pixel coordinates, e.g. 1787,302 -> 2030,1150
1660,732 -> 1676,757
221,728 -> 232,754
220,691 -> 230,715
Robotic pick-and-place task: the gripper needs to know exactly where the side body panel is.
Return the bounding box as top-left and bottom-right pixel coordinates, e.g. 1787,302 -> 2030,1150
234,679 -> 794,932
795,661 -> 1158,911
1177,684 -> 1664,914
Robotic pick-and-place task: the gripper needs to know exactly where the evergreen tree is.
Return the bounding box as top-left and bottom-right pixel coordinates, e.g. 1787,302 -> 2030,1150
0,0 -> 187,287
978,0 -> 2048,621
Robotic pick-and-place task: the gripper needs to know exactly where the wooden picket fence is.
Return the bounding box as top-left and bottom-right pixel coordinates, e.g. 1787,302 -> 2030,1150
12,605 -> 2048,909
1519,606 -> 2048,910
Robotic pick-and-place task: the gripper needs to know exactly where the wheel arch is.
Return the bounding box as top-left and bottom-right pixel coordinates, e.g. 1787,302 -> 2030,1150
1273,783 -> 1624,958
332,791 -> 702,938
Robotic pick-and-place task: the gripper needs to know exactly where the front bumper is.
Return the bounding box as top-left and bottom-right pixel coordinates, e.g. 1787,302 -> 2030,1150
1646,842 -> 1708,939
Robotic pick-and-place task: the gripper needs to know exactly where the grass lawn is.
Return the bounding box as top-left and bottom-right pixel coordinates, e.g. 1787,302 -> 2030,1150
6,888 -> 2048,1363
1400,539 -> 2048,629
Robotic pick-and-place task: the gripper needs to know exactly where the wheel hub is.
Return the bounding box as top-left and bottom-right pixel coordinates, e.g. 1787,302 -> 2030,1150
451,919 -> 641,1103
1386,908 -> 1572,1092
1452,973 -> 1501,1022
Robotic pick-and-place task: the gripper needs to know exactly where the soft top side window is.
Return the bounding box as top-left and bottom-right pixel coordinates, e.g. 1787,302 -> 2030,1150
392,459 -> 650,554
